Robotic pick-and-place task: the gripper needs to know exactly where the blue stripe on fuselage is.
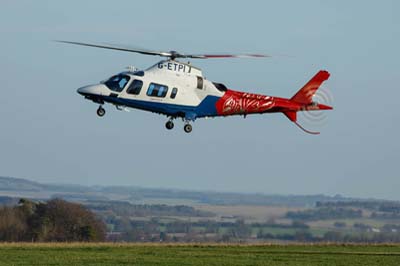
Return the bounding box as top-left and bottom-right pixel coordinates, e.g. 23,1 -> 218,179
100,95 -> 220,118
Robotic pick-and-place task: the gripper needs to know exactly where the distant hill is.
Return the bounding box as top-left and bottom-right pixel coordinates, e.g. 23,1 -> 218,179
0,176 -> 93,193
0,176 -> 378,207
0,176 -> 45,191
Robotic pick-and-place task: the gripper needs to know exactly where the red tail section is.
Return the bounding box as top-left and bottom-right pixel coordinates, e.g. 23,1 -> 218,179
283,70 -> 331,135
291,70 -> 330,104
283,110 -> 296,122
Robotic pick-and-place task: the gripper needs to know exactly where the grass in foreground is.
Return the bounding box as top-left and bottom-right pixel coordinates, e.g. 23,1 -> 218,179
0,243 -> 400,266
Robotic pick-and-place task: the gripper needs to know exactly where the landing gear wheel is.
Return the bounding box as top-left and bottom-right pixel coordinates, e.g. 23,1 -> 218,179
184,124 -> 192,133
165,121 -> 174,130
97,106 -> 105,117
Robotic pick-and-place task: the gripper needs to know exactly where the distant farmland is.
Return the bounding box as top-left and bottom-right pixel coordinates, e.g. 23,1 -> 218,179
0,243 -> 400,266
2,176 -> 400,243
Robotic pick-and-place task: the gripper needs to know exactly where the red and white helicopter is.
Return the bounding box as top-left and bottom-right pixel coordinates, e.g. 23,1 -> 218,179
58,41 -> 332,134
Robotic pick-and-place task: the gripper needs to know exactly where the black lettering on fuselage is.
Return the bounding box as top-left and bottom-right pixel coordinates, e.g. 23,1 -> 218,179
158,62 -> 192,73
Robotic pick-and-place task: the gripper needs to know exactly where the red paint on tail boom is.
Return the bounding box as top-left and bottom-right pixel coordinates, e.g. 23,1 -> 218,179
214,70 -> 331,134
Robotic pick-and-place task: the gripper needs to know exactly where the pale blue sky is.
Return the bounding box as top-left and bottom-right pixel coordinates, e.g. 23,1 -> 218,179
0,1 -> 399,199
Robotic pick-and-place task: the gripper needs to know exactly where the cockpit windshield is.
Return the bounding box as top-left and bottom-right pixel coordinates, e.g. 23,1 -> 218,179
104,74 -> 130,92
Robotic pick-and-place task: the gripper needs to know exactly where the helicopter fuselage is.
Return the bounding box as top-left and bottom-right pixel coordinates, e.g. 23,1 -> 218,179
77,59 -> 331,134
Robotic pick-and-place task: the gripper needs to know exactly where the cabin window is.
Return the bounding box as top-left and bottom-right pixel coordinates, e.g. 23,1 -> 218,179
147,83 -> 169,98
197,76 -> 203,89
170,87 -> 178,99
104,74 -> 130,92
126,79 -> 143,95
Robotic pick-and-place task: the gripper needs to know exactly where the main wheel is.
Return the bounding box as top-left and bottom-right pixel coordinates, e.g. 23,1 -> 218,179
165,121 -> 174,130
183,124 -> 192,133
97,106 -> 105,117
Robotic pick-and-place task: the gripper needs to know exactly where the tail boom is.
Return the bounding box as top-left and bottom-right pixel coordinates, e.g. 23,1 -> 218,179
212,70 -> 331,134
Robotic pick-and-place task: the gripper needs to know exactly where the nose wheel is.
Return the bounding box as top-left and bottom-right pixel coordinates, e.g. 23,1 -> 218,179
97,106 -> 106,117
165,120 -> 174,130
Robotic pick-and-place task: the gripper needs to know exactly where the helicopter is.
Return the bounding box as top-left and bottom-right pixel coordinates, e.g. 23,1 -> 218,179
57,41 -> 332,134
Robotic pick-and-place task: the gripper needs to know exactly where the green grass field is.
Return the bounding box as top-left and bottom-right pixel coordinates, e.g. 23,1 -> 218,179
0,243 -> 400,266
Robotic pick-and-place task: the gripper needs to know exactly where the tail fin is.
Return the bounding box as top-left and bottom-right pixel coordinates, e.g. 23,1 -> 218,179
283,110 -> 297,122
283,70 -> 331,135
291,70 -> 330,104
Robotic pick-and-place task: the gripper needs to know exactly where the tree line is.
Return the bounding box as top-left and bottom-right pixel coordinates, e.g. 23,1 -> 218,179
316,200 -> 400,213
0,198 -> 105,242
286,207 -> 363,221
87,201 -> 215,218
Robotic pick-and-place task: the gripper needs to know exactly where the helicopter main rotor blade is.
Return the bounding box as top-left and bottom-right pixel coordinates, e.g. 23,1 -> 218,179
187,54 -> 270,59
55,40 -> 172,57
55,40 -> 270,59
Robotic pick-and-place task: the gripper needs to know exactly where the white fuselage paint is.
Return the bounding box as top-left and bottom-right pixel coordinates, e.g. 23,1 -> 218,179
115,60 -> 224,107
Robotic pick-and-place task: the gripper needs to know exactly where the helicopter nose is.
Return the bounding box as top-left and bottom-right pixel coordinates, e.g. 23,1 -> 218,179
77,85 -> 96,96
77,84 -> 107,96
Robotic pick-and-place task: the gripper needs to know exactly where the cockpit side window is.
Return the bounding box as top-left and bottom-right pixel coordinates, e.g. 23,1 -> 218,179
126,79 -> 143,95
104,74 -> 130,92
